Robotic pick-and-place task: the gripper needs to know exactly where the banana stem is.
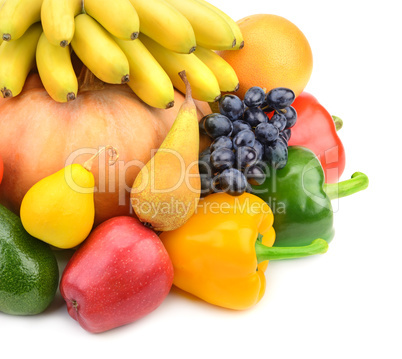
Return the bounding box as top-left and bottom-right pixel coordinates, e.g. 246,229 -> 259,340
324,172 -> 369,200
83,146 -> 119,172
77,65 -> 105,92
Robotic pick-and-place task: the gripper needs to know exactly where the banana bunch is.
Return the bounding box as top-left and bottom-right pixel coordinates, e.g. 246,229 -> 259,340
0,0 -> 242,108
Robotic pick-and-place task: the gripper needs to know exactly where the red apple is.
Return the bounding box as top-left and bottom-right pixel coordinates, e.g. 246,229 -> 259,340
60,216 -> 174,333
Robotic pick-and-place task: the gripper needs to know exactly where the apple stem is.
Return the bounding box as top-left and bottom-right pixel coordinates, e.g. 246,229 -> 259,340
83,146 -> 119,172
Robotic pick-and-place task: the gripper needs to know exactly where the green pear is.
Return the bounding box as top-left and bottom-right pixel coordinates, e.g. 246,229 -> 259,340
130,71 -> 201,231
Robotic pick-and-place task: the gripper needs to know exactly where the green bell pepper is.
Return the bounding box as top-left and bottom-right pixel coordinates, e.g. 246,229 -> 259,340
251,146 -> 369,247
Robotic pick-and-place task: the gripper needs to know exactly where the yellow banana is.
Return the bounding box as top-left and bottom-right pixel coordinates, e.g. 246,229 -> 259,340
36,32 -> 78,103
193,0 -> 244,49
0,0 -> 43,41
41,0 -> 82,47
0,0 -> 5,45
140,34 -> 221,102
0,23 -> 42,98
84,0 -> 139,41
71,14 -> 130,84
194,46 -> 239,92
128,0 -> 196,54
114,37 -> 175,109
164,0 -> 235,50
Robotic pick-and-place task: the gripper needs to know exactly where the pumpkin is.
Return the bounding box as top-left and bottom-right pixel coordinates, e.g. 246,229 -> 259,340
0,153 -> 3,185
0,70 -> 211,225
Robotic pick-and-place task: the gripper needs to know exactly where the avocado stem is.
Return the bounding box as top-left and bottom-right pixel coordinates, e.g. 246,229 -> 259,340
83,146 -> 119,172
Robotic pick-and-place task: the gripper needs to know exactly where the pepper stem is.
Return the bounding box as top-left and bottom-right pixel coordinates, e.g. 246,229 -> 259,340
255,238 -> 328,263
324,172 -> 369,200
332,115 -> 343,131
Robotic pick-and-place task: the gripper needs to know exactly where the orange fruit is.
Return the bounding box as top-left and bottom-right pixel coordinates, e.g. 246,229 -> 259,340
217,14 -> 313,99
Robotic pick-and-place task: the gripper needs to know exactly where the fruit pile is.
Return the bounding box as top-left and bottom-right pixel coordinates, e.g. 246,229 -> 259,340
0,0 -> 242,107
0,1 -> 369,336
199,86 -> 297,196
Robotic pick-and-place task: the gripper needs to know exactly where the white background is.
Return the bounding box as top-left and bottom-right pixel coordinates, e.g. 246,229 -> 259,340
1,1 -> 401,358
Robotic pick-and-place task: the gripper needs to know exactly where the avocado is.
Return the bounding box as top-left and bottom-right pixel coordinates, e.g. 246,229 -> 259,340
0,204 -> 59,315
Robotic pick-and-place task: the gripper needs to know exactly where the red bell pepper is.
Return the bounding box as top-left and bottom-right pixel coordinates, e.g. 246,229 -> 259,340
288,92 -> 346,183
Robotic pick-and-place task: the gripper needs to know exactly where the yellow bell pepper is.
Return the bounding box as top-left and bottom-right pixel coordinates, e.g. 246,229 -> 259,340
160,192 -> 328,310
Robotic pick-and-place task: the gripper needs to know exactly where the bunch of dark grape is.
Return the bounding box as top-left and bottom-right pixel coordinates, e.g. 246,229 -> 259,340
199,86 -> 297,197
